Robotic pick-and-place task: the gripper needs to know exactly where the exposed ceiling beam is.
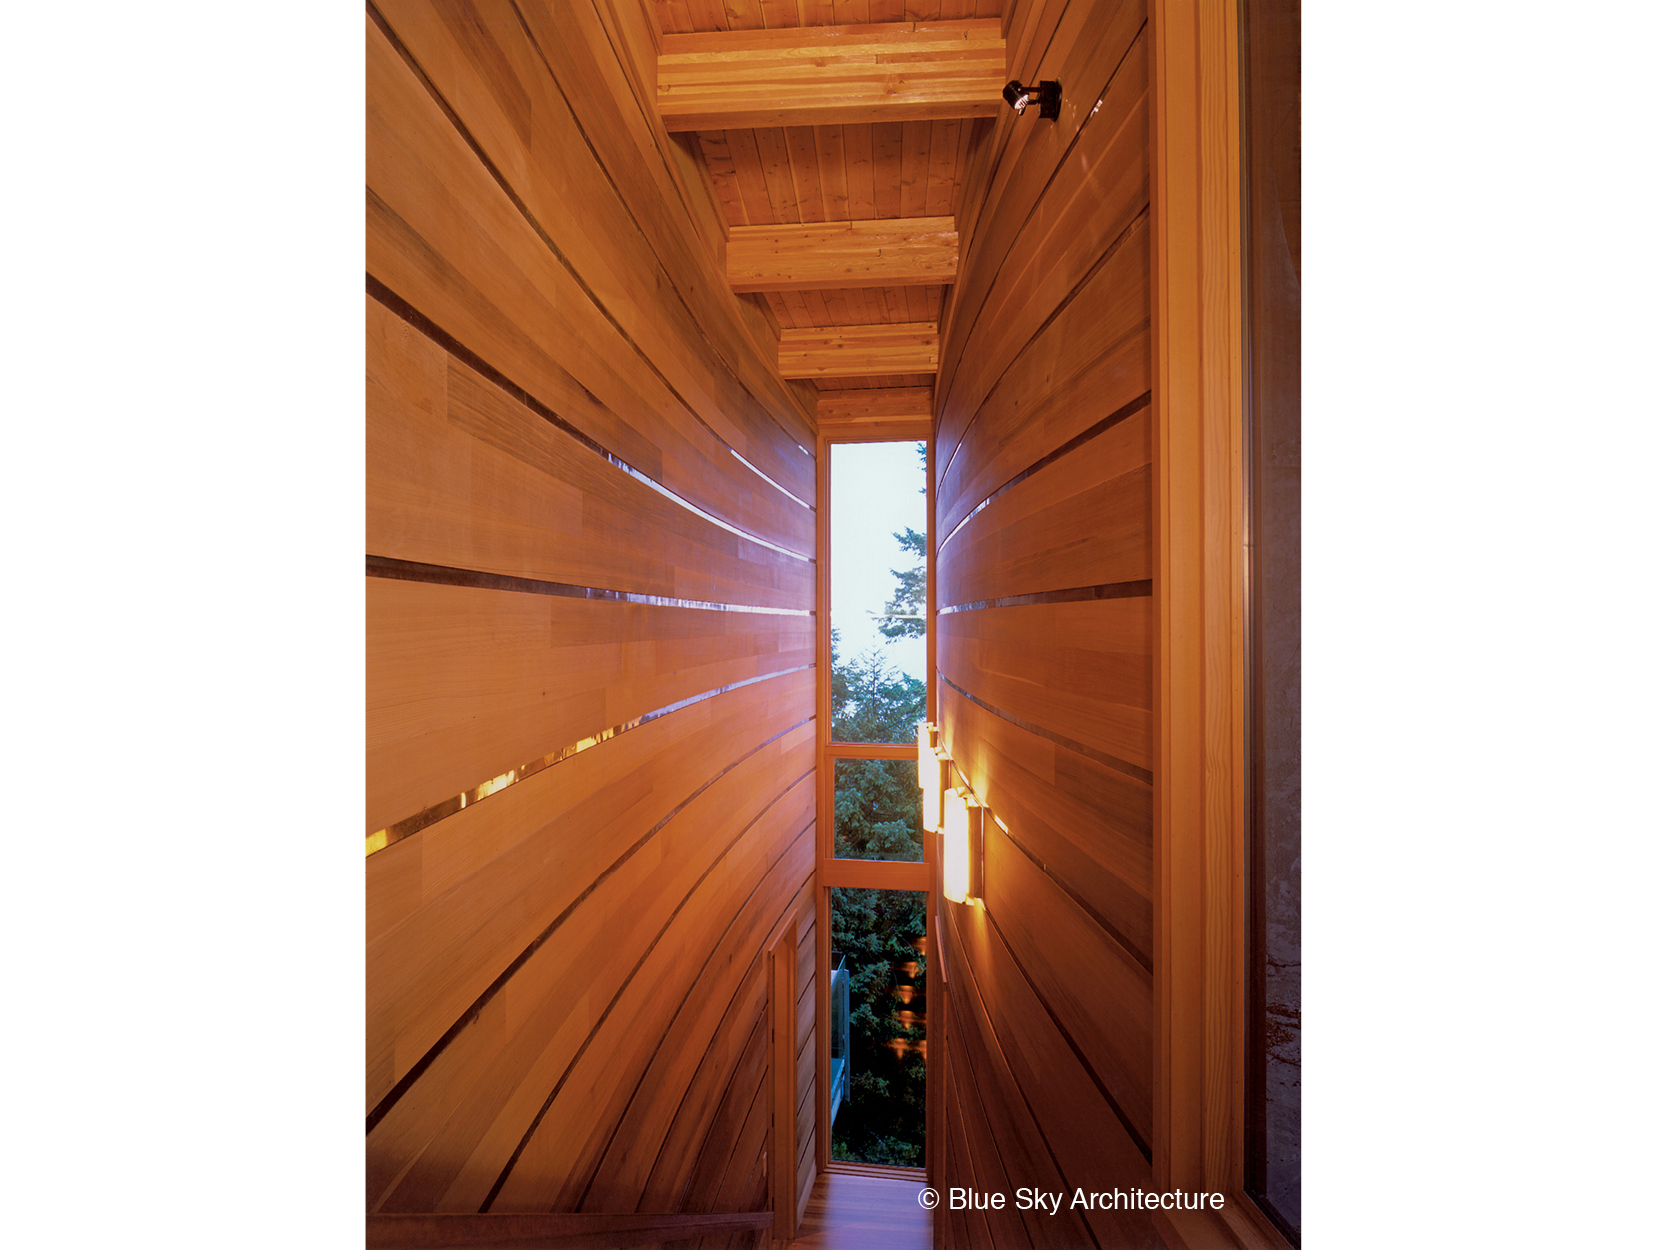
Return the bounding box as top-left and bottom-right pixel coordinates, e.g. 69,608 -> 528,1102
778,323 -> 939,379
728,218 -> 957,292
658,20 -> 1005,131
816,386 -> 935,420
815,387 -> 935,428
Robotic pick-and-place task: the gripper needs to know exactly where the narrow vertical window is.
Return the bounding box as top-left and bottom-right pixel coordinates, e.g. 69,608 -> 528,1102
819,436 -> 932,1172
829,442 -> 927,743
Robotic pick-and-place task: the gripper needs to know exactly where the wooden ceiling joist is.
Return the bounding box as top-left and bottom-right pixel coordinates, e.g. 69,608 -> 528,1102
728,217 -> 958,292
778,323 -> 939,379
816,386 -> 935,432
658,20 -> 1006,131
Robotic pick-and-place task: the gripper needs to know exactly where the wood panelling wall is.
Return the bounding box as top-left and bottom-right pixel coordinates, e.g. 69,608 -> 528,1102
932,1 -> 1161,1246
366,0 -> 817,1237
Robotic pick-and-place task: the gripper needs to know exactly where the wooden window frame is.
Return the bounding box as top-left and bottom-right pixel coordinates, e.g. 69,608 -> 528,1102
813,419 -> 936,1182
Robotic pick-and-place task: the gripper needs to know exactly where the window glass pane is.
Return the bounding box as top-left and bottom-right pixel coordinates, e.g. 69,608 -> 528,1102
829,442 -> 927,743
829,887 -> 926,1165
834,758 -> 924,861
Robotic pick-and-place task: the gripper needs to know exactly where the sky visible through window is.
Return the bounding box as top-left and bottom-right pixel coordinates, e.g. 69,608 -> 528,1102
829,441 -> 927,685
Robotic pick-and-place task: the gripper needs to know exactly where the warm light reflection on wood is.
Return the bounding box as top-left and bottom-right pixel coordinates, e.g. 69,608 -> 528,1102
365,666 -> 808,857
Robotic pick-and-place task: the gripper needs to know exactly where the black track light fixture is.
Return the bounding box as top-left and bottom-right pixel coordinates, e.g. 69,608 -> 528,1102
1001,79 -> 1061,120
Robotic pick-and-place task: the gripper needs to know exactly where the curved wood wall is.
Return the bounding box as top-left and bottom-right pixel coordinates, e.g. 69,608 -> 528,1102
365,0 -> 818,1230
932,1 -> 1159,1245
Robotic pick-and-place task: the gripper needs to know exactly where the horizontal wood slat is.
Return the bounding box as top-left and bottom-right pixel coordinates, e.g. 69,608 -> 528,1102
658,20 -> 1005,130
778,321 -> 938,377
581,882 -> 808,1212
940,896 -> 1156,1247
979,816 -> 1153,1144
366,682 -> 812,1113
366,16 -> 815,544
370,785 -> 815,1213
938,597 -> 1153,772
820,858 -> 929,890
369,0 -> 821,1232
727,217 -> 958,291
368,297 -> 813,608
929,29 -> 1158,1234
367,1210 -> 773,1248
383,0 -> 816,454
366,576 -> 812,835
938,7 -> 1149,466
939,403 -> 1152,606
486,819 -> 815,1212
940,928 -> 1087,1250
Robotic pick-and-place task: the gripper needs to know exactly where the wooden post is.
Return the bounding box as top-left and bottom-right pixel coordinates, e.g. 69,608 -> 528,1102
1150,0 -> 1247,1201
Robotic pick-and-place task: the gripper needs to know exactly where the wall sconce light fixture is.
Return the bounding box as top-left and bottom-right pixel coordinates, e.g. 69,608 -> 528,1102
917,722 -> 951,832
940,787 -> 984,905
1002,79 -> 1061,120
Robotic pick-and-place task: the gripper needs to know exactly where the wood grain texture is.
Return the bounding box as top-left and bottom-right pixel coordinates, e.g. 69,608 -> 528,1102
366,7 -> 814,518
928,3 -> 1163,1241
368,297 -> 812,610
814,386 -> 933,426
937,12 -> 1151,468
778,322 -> 938,377
940,896 -> 1158,1248
938,405 -> 1153,608
366,683 -> 812,1126
937,597 -> 1151,771
658,20 -> 1004,131
367,1210 -> 773,1248
727,218 -> 958,291
1149,0 -> 1246,1203
366,577 -> 812,835
780,1171 -> 931,1250
368,0 -> 821,1232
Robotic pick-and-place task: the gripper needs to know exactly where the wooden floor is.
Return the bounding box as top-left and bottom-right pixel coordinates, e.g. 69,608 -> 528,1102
781,1170 -> 932,1250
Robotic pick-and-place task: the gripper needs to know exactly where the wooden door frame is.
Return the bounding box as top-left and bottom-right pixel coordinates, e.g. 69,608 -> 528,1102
1149,2 -> 1290,1247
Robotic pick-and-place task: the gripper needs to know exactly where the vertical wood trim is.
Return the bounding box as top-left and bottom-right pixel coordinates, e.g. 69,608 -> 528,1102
927,426 -> 938,728
795,900 -> 818,1230
1151,0 -> 1246,1201
924,425 -> 942,1196
815,431 -> 833,1184
770,922 -> 798,1240
815,874 -> 832,1176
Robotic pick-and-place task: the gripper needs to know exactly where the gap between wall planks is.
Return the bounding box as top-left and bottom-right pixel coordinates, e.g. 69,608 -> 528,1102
367,0 -> 827,1226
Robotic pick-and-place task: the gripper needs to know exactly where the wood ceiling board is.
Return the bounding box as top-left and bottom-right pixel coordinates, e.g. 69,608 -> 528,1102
727,216 -> 958,290
814,124 -> 850,218
872,121 -> 905,217
784,125 -> 828,220
777,321 -> 939,377
843,123 -> 877,217
769,282 -> 945,327
899,118 -> 936,215
657,20 -> 1006,131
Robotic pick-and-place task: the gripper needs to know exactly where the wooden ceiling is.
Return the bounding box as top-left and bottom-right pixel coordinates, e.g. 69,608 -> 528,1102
647,1 -> 1007,409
